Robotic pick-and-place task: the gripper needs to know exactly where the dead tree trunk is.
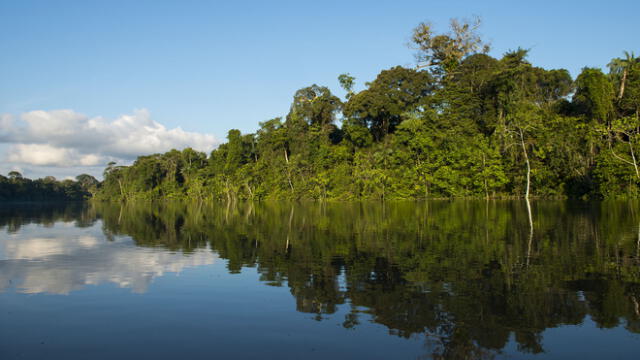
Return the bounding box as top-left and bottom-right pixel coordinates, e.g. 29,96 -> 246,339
519,128 -> 531,200
284,147 -> 294,193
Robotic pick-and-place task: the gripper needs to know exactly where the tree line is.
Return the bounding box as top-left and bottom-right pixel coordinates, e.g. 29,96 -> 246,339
0,171 -> 98,201
45,18 -> 640,200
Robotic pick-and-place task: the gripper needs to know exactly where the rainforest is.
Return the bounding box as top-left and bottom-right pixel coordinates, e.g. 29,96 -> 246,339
2,19 -> 640,201
2,11 -> 640,360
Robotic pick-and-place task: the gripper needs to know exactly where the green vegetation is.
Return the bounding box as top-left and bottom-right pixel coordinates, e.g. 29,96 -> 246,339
96,20 -> 640,200
26,18 -> 640,200
0,171 -> 97,201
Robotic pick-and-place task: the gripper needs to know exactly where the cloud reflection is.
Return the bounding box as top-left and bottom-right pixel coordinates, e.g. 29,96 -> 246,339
0,224 -> 216,294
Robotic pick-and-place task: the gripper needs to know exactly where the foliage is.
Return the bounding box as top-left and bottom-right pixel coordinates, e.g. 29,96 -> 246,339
0,172 -> 94,201
84,20 -> 640,201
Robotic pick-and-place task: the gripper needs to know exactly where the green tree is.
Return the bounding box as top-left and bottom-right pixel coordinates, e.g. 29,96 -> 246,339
8,171 -> 22,181
608,51 -> 638,100
338,73 -> 355,100
411,16 -> 490,76
573,68 -> 615,124
344,66 -> 434,141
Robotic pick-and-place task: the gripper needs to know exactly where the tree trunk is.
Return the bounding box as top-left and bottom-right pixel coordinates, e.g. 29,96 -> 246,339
525,197 -> 533,266
225,178 -> 232,203
608,134 -> 640,180
619,69 -> 627,99
628,139 -> 640,179
117,178 -> 127,201
245,182 -> 254,200
519,128 -> 531,200
284,147 -> 294,193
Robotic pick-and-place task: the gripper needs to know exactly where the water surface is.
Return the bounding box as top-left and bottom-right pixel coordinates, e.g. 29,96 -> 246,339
1,201 -> 639,359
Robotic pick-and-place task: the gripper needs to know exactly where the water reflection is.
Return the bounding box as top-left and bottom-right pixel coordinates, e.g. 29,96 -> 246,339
1,200 -> 639,358
0,204 -> 216,294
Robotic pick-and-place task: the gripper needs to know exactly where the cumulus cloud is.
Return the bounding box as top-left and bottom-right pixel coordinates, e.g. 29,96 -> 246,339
7,144 -> 102,166
0,114 -> 13,130
0,109 -> 218,172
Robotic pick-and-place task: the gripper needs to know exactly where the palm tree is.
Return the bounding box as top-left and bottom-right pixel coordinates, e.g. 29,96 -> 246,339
608,51 -> 638,99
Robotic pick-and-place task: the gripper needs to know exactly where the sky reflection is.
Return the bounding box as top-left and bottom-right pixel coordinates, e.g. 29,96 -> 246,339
0,223 -> 216,294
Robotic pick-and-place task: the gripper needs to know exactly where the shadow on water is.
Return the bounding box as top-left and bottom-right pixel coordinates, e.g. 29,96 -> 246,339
1,199 -> 640,358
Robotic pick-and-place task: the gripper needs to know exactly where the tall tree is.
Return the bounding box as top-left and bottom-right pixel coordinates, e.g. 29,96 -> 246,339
410,16 -> 490,76
344,66 -> 434,141
573,68 -> 615,124
338,73 -> 356,100
608,51 -> 638,100
286,85 -> 342,128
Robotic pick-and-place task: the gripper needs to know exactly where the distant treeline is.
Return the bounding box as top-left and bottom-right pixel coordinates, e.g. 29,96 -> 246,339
70,19 -> 640,200
0,171 -> 97,201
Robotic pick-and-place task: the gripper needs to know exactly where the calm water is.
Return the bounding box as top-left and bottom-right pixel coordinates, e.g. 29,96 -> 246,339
1,201 -> 639,359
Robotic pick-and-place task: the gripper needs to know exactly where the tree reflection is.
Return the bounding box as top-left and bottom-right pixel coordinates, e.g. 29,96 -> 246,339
92,200 -> 640,358
3,200 -> 639,358
0,202 -> 93,232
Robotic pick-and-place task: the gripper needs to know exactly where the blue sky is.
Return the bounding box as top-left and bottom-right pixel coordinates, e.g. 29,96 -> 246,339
1,0 -> 638,178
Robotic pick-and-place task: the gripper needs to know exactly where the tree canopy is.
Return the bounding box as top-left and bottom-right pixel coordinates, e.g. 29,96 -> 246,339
12,18 -> 638,202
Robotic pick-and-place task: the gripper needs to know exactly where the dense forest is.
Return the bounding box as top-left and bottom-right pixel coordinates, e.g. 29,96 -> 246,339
19,18 -> 640,201
0,171 -> 97,201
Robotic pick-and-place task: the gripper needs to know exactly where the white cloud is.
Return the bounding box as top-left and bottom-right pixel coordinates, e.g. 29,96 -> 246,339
0,114 -> 13,130
0,109 -> 218,174
7,144 -> 101,166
